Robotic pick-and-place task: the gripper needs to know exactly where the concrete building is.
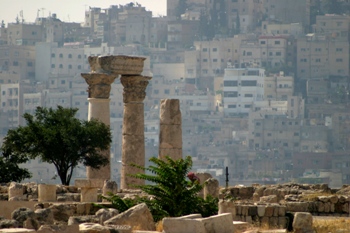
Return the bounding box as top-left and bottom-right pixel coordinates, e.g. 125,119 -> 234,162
262,21 -> 304,38
297,33 -> 349,80
7,23 -> 43,46
264,72 -> 294,100
0,45 -> 36,80
223,67 -> 265,116
314,14 -> 350,42
35,42 -> 86,81
262,0 -> 311,32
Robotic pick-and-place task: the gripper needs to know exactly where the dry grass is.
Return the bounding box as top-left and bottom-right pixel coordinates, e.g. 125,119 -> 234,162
313,217 -> 350,233
155,220 -> 163,232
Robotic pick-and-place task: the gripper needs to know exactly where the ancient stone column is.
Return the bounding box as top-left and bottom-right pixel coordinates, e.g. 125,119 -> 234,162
204,178 -> 220,199
158,99 -> 182,160
120,75 -> 151,189
81,73 -> 117,180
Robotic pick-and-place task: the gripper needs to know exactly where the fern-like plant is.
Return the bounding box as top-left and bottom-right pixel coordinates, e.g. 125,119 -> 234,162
129,156 -> 208,218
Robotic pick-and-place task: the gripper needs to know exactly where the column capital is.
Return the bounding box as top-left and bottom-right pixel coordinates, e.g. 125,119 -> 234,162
120,75 -> 152,103
81,73 -> 117,99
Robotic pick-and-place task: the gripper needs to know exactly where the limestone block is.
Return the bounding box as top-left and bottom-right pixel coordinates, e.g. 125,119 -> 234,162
102,180 -> 118,200
248,206 -> 257,216
342,202 -> 349,213
318,201 -> 325,212
278,216 -> 287,229
104,203 -> 155,231
95,208 -> 119,225
159,99 -> 181,125
273,205 -> 279,217
8,183 -> 24,199
162,218 -> 205,233
285,202 -> 309,212
269,216 -> 278,228
122,103 -> 144,136
76,203 -> 93,215
35,208 -> 54,225
88,55 -> 145,75
236,205 -> 242,215
176,214 -> 202,219
278,206 -> 286,216
204,178 -> 219,199
244,215 -> 252,224
38,185 -> 56,202
292,212 -> 314,233
11,208 -> 35,228
80,188 -> 98,202
260,195 -> 278,203
241,205 -> 248,216
329,195 -> 338,204
68,215 -> 99,225
75,179 -> 104,188
79,223 -> 109,233
106,225 -> 131,233
265,206 -> 274,217
48,204 -> 76,222
159,125 -> 182,149
37,224 -> 79,233
253,192 -> 260,202
257,206 -> 266,217
324,202 -> 331,213
318,196 -> 330,203
219,200 -> 236,217
0,229 -> 36,233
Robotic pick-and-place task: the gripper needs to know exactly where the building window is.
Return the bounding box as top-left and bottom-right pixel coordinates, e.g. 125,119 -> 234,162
68,64 -> 72,69
260,41 -> 266,44
246,52 -> 252,56
51,64 -> 55,68
224,91 -> 238,97
59,54 -> 63,58
203,59 -> 208,62
61,80 -> 66,84
213,48 -> 217,52
315,58 -> 321,62
164,89 -> 170,94
336,48 -> 343,52
274,41 -> 281,45
78,65 -> 82,69
68,54 -> 72,58
51,53 -> 55,58
154,90 -> 159,94
241,80 -> 257,86
224,80 -> 238,86
213,59 -> 218,62
59,64 -> 63,68
202,48 -> 208,52
78,54 -> 82,59
336,58 -> 343,62
276,52 -> 281,56
228,104 -> 236,108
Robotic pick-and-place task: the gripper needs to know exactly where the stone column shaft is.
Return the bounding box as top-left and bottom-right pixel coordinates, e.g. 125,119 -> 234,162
159,99 -> 182,160
81,73 -> 117,180
120,75 -> 151,189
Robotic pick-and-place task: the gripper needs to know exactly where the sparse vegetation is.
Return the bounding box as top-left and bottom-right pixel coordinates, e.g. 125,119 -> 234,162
313,217 -> 350,233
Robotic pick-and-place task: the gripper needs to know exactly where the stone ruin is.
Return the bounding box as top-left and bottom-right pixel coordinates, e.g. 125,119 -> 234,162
1,55 -> 350,232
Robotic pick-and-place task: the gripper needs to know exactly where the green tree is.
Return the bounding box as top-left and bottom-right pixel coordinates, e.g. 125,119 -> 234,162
1,106 -> 111,185
0,150 -> 31,183
129,156 -> 218,220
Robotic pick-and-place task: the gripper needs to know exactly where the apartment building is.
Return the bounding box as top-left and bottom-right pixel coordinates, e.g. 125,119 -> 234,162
0,45 -> 36,80
7,23 -> 42,46
262,21 -> 304,38
223,67 -> 265,116
297,33 -> 349,80
262,0 -> 311,32
226,0 -> 263,33
264,73 -> 294,100
35,42 -> 86,81
167,20 -> 199,50
239,35 -> 289,69
314,14 -> 350,42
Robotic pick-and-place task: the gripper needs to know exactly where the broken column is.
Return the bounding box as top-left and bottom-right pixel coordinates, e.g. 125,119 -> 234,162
75,179 -> 104,202
120,75 -> 151,189
38,184 -> 57,202
158,99 -> 182,160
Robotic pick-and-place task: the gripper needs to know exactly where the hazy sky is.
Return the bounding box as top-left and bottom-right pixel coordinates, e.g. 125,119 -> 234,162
0,0 -> 166,24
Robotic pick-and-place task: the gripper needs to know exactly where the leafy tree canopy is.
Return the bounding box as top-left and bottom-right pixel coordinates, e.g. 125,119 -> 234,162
0,149 -> 31,183
1,106 -> 111,185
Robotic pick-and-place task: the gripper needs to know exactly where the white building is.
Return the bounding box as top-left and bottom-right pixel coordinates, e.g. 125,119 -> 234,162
223,67 -> 265,116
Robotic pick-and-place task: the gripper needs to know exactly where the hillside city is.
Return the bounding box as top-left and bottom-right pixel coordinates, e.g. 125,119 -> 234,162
0,0 -> 349,187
